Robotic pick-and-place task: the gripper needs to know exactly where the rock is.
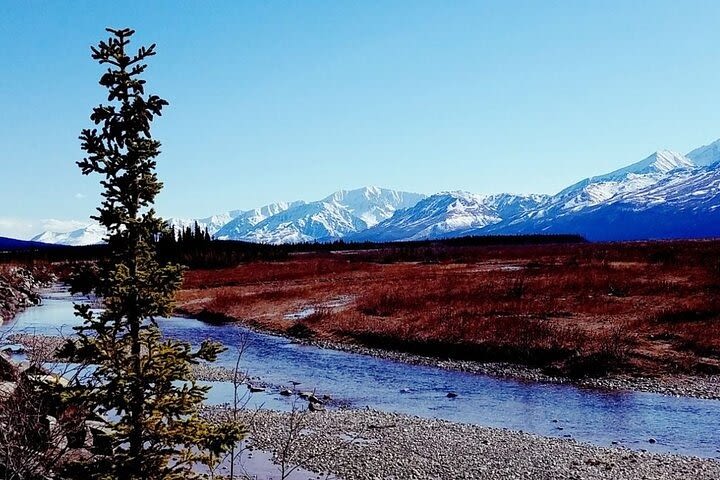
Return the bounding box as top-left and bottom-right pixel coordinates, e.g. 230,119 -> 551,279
648,438 -> 657,444
248,384 -> 265,393
400,388 -> 411,393
308,394 -> 323,404
279,388 -> 293,396
0,353 -> 17,381
299,391 -> 314,399
58,448 -> 93,467
308,401 -> 325,412
86,420 -> 113,454
0,381 -> 17,400
28,373 -> 70,387
1,345 -> 25,355
446,392 -> 458,398
46,415 -> 69,451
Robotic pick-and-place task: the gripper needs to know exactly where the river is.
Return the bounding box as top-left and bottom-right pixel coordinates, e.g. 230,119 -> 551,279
2,288 -> 719,459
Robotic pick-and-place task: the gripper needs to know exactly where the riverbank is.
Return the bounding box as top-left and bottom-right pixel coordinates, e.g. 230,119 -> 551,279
302,336 -> 720,400
177,307 -> 720,401
0,266 -> 47,325
203,406 -> 720,480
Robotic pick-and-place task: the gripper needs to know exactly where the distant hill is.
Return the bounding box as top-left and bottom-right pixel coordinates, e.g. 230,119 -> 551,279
0,237 -> 56,251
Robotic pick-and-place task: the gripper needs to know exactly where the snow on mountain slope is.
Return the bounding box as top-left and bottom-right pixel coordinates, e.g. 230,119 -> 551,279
554,150 -> 694,211
348,191 -> 540,242
481,193 -> 551,218
214,201 -> 306,240
321,187 -> 425,227
685,138 -> 720,167
216,187 -> 424,243
31,224 -> 105,246
488,163 -> 720,241
608,161 -> 720,209
237,201 -> 368,244
481,142 -> 720,240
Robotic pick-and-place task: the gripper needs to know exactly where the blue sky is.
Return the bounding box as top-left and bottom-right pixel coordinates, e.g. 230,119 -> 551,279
2,1 -> 720,238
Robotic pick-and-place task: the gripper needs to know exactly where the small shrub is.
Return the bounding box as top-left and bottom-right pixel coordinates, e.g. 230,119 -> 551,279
286,323 -> 316,339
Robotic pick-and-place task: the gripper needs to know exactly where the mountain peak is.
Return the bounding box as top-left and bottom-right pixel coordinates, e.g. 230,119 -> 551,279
598,149 -> 692,180
31,224 -> 105,246
686,138 -> 720,167
320,187 -> 425,227
648,150 -> 694,173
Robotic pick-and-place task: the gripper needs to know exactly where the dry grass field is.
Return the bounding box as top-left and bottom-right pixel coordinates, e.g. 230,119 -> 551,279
177,240 -> 720,377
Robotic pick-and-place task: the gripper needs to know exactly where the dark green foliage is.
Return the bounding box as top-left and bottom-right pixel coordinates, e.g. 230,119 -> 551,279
0,234 -> 585,268
61,28 -> 244,479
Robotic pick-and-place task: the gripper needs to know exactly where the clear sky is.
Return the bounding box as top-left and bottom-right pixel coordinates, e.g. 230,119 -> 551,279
2,1 -> 720,238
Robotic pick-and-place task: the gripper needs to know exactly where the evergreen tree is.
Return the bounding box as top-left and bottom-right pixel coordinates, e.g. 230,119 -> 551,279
63,28 -> 244,479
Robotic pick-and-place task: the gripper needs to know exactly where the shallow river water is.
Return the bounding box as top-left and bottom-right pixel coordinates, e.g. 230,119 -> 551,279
3,289 -> 720,459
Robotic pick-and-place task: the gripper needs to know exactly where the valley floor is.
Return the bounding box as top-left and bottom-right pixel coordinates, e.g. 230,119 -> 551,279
177,240 -> 720,396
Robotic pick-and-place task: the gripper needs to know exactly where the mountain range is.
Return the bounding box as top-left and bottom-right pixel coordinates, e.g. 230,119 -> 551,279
30,138 -> 720,245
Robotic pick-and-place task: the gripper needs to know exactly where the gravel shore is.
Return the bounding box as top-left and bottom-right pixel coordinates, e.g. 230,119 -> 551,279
203,406 -> 720,480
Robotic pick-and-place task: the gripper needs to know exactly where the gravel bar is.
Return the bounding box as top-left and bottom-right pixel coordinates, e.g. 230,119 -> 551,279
205,406 -> 720,480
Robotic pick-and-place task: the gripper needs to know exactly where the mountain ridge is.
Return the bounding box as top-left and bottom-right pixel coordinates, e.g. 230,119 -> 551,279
29,138 -> 720,245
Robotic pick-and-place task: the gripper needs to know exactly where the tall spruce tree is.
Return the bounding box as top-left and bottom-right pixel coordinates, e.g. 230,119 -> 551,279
64,28 -> 244,479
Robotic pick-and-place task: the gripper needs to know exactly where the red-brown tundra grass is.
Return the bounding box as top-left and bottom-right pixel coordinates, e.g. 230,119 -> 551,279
177,240 -> 720,378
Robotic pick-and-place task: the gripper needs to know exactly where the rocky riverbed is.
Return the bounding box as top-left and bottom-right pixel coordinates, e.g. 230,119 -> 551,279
202,406 -> 720,480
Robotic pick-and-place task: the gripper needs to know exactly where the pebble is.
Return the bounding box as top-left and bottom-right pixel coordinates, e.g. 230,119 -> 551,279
202,406 -> 720,480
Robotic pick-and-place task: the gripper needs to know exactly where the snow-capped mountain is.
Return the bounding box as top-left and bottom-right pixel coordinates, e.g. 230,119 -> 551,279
480,140 -> 720,240
31,224 -> 105,246
348,192 -> 548,242
214,201 -> 306,240
236,201 -> 368,244
321,187 -> 425,227
545,150 -> 694,213
218,187 -> 425,244
685,138 -> 720,166
485,165 -> 720,241
30,187 -> 424,246
24,138 -> 720,246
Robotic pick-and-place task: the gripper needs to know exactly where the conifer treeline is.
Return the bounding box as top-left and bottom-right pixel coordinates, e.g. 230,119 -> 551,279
156,222 -> 289,268
0,233 -> 586,267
